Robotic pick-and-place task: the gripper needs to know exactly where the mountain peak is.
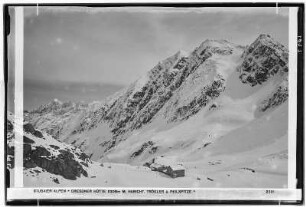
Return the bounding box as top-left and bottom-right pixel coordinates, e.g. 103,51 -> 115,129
203,39 -> 229,43
252,34 -> 286,50
197,39 -> 242,53
53,98 -> 62,104
238,34 -> 288,86
257,34 -> 272,40
175,49 -> 188,58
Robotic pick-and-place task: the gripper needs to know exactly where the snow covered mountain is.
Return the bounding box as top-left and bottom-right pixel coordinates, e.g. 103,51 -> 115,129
17,34 -> 288,187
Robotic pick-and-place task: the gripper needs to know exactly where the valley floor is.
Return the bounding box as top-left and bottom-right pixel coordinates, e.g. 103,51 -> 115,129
22,146 -> 287,188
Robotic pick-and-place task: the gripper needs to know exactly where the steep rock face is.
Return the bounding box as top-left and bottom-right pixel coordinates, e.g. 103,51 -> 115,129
238,34 -> 288,86
106,40 -> 241,135
99,40 -> 243,152
130,141 -> 155,158
104,51 -> 188,136
7,113 -> 91,181
169,74 -> 226,122
157,40 -> 243,123
24,123 -> 43,138
237,34 -> 289,113
23,144 -> 89,180
258,77 -> 288,113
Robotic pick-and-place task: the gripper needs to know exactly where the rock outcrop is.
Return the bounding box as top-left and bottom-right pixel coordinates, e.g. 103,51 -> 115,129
238,34 -> 288,86
7,113 -> 90,180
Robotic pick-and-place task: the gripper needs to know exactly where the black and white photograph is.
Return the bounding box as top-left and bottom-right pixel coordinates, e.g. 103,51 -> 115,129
4,3 -> 304,204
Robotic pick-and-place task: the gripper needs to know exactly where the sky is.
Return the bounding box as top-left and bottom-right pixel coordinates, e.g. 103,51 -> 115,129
7,6 -> 289,110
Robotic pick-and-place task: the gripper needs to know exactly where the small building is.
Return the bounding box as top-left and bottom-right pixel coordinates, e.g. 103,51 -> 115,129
166,165 -> 185,178
149,158 -> 185,178
149,163 -> 165,171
